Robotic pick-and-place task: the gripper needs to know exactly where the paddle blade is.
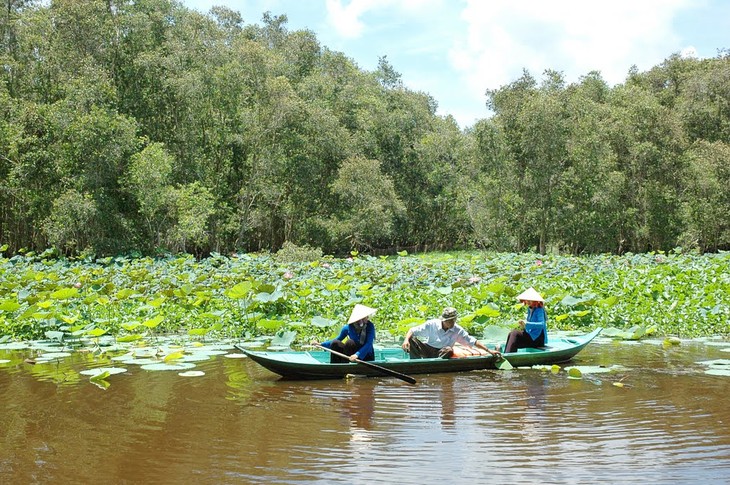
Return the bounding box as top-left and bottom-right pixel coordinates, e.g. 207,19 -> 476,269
496,358 -> 513,370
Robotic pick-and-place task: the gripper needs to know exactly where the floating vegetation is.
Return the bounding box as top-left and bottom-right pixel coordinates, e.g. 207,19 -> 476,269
140,362 -> 197,371
697,359 -> 730,376
117,358 -> 157,365
565,365 -> 627,374
38,352 -> 73,360
0,332 -> 252,389
1,250 -> 729,389
180,354 -> 212,362
237,342 -> 265,349
0,251 -> 728,350
567,367 -> 583,379
79,367 -> 128,377
0,343 -> 29,350
531,364 -> 562,374
179,371 -> 205,377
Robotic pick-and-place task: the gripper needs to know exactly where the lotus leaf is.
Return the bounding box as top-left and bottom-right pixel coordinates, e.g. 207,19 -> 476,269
271,331 -> 297,347
567,367 -> 583,379
163,352 -> 184,362
39,352 -> 72,360
140,362 -> 196,371
117,334 -> 144,342
566,365 -> 626,374
181,354 -> 212,362
0,300 -> 20,312
705,369 -> 730,376
142,315 -> 164,329
80,367 -> 127,376
50,288 -> 78,300
311,316 -> 335,328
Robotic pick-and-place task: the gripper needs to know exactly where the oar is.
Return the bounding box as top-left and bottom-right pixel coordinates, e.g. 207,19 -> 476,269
314,344 -> 416,385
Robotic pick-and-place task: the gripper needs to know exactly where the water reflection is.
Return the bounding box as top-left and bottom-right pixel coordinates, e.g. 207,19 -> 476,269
341,380 -> 375,430
517,375 -> 548,443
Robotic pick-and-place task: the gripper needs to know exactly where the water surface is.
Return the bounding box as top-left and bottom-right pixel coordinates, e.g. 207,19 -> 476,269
1,338 -> 729,483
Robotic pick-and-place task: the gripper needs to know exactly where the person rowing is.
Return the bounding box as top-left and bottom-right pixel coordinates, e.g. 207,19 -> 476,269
313,304 -> 376,363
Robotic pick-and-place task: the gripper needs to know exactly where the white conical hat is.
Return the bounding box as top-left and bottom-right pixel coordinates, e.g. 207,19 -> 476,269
516,287 -> 544,302
348,304 -> 377,324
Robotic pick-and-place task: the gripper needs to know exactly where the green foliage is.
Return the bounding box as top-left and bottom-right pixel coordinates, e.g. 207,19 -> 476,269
166,182 -> 215,254
329,156 -> 405,250
0,250 -> 728,343
0,2 -> 729,257
43,189 -> 98,255
274,241 -> 323,263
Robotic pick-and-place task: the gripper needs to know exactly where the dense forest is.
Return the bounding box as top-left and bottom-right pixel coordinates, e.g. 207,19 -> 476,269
1,0 -> 729,257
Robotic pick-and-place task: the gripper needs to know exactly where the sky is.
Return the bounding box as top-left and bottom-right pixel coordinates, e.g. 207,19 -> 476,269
179,0 -> 730,129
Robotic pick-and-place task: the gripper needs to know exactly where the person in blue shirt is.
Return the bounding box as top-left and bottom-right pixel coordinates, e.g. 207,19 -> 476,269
504,287 -> 548,353
315,304 -> 376,363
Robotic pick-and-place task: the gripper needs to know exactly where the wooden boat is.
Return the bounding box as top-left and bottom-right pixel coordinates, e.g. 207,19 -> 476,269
236,327 -> 603,381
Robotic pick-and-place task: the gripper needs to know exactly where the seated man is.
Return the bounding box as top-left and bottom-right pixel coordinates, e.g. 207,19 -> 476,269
401,307 -> 500,359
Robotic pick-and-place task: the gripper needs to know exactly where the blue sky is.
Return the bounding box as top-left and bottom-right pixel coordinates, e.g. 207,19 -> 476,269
179,0 -> 730,129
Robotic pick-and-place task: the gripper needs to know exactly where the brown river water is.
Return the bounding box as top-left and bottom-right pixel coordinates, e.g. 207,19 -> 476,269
1,337 -> 730,484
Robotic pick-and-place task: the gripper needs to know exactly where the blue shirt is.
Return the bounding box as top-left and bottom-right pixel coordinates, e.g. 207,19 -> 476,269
525,306 -> 548,344
322,320 -> 376,360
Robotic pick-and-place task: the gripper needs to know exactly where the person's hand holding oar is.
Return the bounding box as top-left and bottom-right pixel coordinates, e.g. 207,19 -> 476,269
315,344 -> 416,385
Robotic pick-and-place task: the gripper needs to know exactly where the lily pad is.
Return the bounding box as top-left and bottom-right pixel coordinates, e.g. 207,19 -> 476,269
0,342 -> 29,350
697,359 -> 730,366
111,353 -> 134,361
565,365 -> 626,374
237,341 -> 264,349
178,370 -> 205,377
80,367 -> 128,377
705,368 -> 730,376
140,362 -> 196,371
132,348 -> 158,357
700,341 -> 730,347
223,353 -> 247,359
189,349 -> 227,356
180,354 -> 212,362
118,358 -> 158,365
38,352 -> 72,360
567,367 -> 583,379
190,344 -> 235,352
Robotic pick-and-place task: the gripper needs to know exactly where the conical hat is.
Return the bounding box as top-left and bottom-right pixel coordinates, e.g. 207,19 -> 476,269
516,287 -> 544,302
348,304 -> 377,324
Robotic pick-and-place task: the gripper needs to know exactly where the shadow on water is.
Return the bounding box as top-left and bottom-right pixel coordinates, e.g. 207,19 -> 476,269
2,338 -> 730,483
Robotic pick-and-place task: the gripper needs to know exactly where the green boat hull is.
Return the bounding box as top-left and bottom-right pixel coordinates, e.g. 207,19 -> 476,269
237,327 -> 602,380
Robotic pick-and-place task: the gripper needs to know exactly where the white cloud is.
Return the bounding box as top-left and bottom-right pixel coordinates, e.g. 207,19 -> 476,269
325,0 -> 388,38
324,0 -> 445,38
449,0 -> 694,105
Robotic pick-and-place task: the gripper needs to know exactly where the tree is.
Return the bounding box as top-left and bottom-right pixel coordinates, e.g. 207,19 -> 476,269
329,156 -> 405,251
679,140 -> 730,251
43,188 -> 98,255
166,181 -> 215,255
122,142 -> 174,249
